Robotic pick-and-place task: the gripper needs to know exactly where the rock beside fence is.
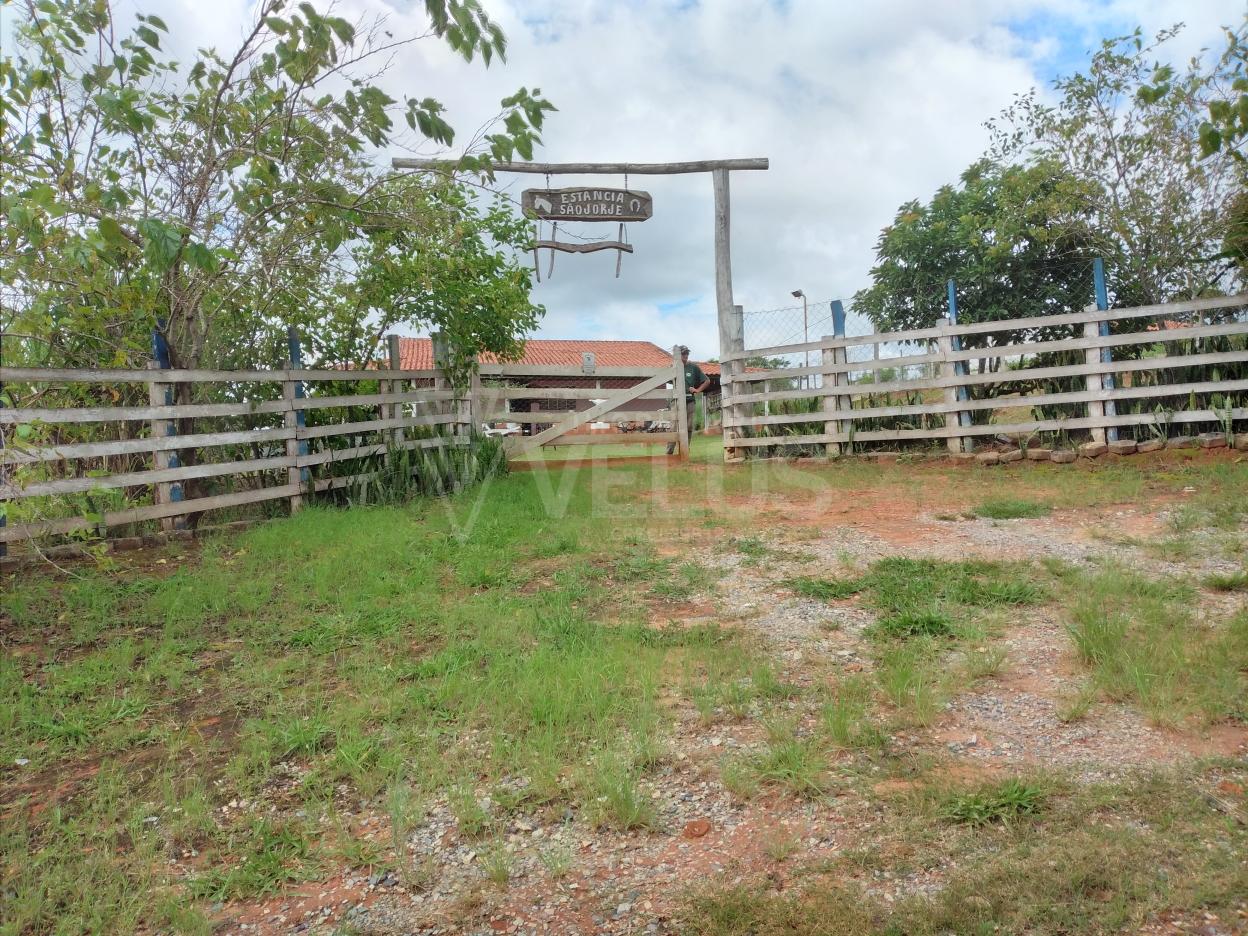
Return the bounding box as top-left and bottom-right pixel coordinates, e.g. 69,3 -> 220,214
1199,432 -> 1228,449
963,433 -> 1244,467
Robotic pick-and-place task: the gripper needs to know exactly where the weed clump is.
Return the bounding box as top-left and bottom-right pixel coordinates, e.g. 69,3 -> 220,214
941,778 -> 1047,826
973,499 -> 1053,520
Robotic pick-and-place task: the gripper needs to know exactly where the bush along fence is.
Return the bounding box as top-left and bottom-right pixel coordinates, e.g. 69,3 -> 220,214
0,335 -> 689,556
719,283 -> 1248,463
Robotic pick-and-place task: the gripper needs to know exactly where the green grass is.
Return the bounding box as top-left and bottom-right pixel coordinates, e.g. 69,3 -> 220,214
0,470 -> 747,931
1203,570 -> 1248,592
973,498 -> 1053,519
1059,565 -> 1248,726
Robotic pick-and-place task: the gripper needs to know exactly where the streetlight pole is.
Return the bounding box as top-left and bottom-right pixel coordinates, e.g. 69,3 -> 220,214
791,289 -> 808,388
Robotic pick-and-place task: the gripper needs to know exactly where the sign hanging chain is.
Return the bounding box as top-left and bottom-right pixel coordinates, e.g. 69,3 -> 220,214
532,219 -> 541,283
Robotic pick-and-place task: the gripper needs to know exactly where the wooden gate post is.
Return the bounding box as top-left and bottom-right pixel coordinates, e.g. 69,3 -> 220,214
673,345 -> 690,460
720,303 -> 745,462
944,280 -> 973,453
387,334 -> 404,451
1082,315 -> 1108,445
1093,258 -> 1119,443
286,327 -> 309,513
431,331 -> 450,443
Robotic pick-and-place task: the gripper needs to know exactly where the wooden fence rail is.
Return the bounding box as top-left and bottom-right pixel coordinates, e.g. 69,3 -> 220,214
721,294 -> 1248,458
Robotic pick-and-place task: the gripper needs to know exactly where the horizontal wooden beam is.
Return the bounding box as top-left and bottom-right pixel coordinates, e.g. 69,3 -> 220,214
481,409 -> 671,424
0,484 -> 302,543
1,455 -> 293,499
729,349 -> 1248,404
727,406 -> 1248,447
392,157 -> 770,174
727,377 -> 1248,428
0,367 -> 443,384
535,240 -> 633,254
514,432 -> 678,448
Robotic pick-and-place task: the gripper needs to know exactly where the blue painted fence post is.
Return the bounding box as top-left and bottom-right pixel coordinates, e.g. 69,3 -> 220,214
945,280 -> 973,452
150,322 -> 186,532
1093,258 -> 1119,442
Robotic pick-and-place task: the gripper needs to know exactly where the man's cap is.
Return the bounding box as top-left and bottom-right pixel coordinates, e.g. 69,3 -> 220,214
678,345 -> 690,354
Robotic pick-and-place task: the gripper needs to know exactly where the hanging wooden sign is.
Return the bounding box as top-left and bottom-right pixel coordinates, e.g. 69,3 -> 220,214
522,187 -> 653,222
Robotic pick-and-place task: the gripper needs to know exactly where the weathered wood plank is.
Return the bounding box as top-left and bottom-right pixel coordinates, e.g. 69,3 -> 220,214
2,455 -> 295,499
725,320 -> 1248,383
727,407 -> 1248,447
485,387 -> 672,401
295,412 -> 460,440
2,426 -> 295,465
0,367 -> 445,384
525,432 -> 679,447
479,410 -> 672,424
728,349 -> 1248,403
0,484 -> 302,543
534,240 -> 634,254
726,377 -> 1248,428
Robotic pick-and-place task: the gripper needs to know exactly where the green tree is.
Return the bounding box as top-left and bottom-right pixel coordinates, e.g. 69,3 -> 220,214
1196,19 -> 1248,277
853,159 -> 1102,365
989,25 -> 1240,305
0,0 -> 553,374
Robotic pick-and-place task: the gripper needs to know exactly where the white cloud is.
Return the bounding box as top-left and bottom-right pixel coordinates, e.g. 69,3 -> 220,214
9,0 -> 1241,359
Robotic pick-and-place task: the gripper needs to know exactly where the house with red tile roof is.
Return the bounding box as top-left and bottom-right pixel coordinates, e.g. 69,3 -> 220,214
391,337 -> 721,376
389,337 -> 722,435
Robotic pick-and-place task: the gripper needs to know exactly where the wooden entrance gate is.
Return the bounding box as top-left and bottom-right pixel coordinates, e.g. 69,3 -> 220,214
474,347 -> 690,460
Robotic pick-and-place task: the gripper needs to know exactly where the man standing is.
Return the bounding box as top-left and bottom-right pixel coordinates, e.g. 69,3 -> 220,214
668,345 -> 710,455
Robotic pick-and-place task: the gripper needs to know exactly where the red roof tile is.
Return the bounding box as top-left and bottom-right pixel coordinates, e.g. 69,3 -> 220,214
393,337 -> 720,374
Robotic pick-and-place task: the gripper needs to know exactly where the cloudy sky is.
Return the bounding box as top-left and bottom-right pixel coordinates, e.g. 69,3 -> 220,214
5,0 -> 1243,359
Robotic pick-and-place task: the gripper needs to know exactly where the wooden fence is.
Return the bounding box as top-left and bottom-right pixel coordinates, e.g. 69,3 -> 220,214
719,294 -> 1248,458
0,352 -> 687,550
0,363 -> 471,547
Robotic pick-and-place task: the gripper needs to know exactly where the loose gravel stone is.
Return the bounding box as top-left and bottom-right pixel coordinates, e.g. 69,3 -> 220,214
1168,435 -> 1198,449
1050,450 -> 1076,464
1079,441 -> 1108,457
975,452 -> 1001,465
1136,438 -> 1165,453
1108,439 -> 1138,455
